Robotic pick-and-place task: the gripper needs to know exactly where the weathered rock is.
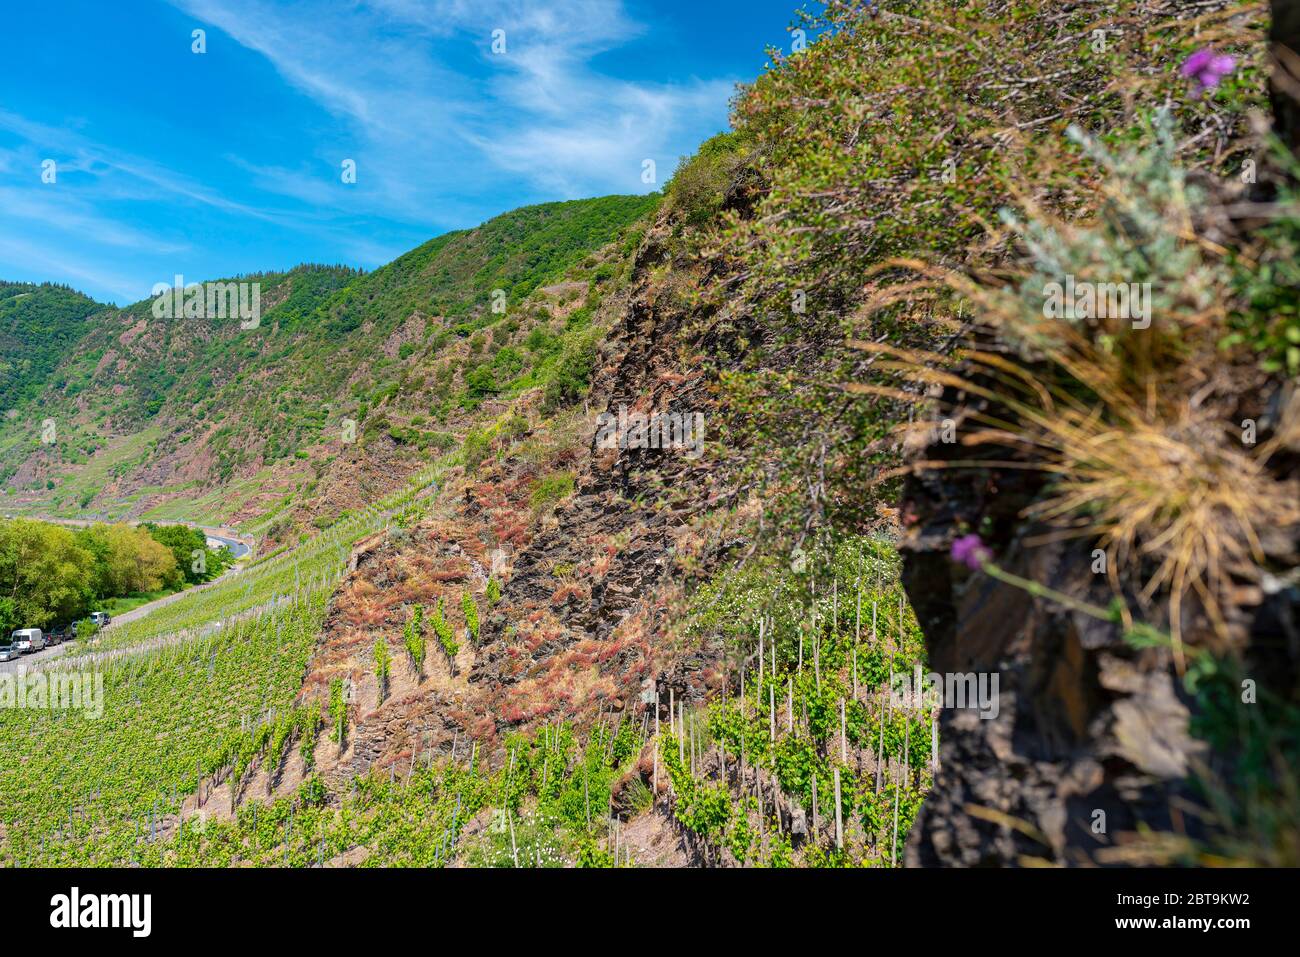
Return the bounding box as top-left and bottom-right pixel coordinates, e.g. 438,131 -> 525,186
898,394 -> 1297,865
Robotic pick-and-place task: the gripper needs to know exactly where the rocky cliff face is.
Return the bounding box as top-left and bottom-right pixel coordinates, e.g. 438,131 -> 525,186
900,503 -> 1209,865
901,378 -> 1300,866
301,206 -> 747,788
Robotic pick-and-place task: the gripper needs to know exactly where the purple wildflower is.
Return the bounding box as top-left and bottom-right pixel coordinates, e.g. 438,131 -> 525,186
951,533 -> 991,571
1181,48 -> 1236,97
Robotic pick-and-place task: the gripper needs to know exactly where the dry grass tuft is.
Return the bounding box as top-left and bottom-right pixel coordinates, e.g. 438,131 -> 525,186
853,111 -> 1300,666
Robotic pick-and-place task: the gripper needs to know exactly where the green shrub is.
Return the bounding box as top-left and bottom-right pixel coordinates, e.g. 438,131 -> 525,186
299,701 -> 322,771
665,131 -> 748,228
374,636 -> 390,700
328,678 -> 347,744
541,330 -> 600,413
463,428 -> 492,471
525,327 -> 559,355
462,592 -> 480,643
431,598 -> 459,659
403,604 -> 426,675
530,472 -> 575,510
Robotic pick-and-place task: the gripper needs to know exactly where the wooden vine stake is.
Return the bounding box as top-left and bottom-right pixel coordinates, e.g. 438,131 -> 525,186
786,678 -> 793,733
840,698 -> 847,763
653,690 -> 659,802
812,774 -> 819,845
853,579 -> 861,699
813,613 -> 821,691
741,720 -> 747,789
931,710 -> 939,773
891,783 -> 900,868
903,714 -> 910,786
897,590 -> 903,653
678,702 -> 685,764
509,806 -> 520,868
834,767 -> 843,850
875,700 -> 885,794
690,713 -> 697,778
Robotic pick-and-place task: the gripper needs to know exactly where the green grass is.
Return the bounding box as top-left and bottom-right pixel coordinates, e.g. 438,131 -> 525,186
0,426 -> 161,519
97,588 -> 177,616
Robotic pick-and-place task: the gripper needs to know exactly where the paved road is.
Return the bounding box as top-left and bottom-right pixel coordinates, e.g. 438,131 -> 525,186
202,530 -> 251,559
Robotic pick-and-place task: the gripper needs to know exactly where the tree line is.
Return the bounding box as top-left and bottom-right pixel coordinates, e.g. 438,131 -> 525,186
0,518 -> 234,634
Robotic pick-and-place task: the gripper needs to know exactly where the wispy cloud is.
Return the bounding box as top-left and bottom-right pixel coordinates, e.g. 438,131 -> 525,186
0,0 -> 747,302
167,0 -> 735,208
0,183 -> 188,255
0,108 -> 294,224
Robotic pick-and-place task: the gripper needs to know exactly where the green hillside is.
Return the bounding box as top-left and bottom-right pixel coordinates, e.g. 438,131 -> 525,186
0,281 -> 103,409
0,194 -> 657,508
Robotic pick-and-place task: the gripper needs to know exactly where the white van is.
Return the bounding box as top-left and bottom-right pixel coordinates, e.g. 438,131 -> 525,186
10,628 -> 46,652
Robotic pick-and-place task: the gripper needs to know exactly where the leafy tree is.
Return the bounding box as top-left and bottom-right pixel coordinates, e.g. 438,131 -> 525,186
0,519 -> 95,632
141,523 -> 233,587
99,524 -> 176,596
0,282 -> 102,409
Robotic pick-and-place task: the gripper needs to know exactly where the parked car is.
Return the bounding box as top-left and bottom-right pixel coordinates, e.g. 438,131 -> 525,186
10,628 -> 46,653
90,611 -> 111,628
0,642 -> 19,662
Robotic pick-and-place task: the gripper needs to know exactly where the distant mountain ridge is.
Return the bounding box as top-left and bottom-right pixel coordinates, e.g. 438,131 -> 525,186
0,194 -> 657,528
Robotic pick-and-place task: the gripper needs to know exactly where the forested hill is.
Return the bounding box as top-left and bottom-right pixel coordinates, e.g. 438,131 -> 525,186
0,281 -> 103,409
0,194 -> 657,526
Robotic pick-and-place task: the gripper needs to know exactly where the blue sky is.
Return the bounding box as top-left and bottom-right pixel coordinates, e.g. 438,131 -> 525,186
0,0 -> 809,305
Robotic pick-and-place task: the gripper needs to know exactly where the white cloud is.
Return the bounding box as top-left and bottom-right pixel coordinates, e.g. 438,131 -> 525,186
0,108 -> 293,225
0,184 -> 188,255
166,0 -> 736,214
0,1 -> 741,301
